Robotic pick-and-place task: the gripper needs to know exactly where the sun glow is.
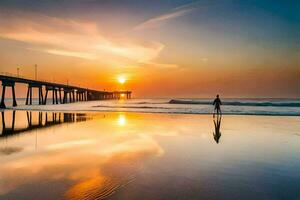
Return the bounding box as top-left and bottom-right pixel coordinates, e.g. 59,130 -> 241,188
118,76 -> 126,84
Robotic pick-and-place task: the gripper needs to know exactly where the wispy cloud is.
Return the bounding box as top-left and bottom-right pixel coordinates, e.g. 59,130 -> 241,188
133,1 -> 201,30
140,61 -> 178,68
44,49 -> 98,60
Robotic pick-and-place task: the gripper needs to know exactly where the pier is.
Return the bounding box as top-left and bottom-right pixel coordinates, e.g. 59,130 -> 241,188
0,73 -> 132,108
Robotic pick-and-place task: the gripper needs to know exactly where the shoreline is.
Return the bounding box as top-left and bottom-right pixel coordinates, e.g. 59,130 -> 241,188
1,107 -> 300,117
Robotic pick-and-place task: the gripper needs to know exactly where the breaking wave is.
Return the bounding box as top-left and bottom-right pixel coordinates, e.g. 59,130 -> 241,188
169,99 -> 300,107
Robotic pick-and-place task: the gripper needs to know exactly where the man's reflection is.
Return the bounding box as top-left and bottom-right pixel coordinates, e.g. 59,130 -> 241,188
213,115 -> 222,143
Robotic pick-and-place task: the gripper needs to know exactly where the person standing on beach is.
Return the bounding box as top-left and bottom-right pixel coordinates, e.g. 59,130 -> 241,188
213,95 -> 222,117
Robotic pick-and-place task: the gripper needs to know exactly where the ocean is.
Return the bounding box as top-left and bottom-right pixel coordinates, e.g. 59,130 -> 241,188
3,98 -> 300,116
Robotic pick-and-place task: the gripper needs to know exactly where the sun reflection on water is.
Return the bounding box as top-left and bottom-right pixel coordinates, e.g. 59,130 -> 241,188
117,114 -> 126,126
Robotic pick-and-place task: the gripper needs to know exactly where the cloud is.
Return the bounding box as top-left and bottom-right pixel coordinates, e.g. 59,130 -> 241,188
140,61 -> 178,68
133,2 -> 200,30
0,9 -> 170,67
94,39 -> 165,63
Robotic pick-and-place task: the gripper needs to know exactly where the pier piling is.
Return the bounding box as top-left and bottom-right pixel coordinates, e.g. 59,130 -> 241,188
1,81 -> 18,108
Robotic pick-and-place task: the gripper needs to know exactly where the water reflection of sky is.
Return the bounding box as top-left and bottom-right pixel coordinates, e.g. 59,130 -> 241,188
0,111 -> 300,200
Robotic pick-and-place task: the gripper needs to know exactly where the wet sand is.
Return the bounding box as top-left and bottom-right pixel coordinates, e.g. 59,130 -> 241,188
0,111 -> 300,200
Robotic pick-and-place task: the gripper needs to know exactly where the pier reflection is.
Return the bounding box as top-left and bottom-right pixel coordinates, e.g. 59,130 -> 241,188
213,115 -> 222,143
0,111 -> 89,138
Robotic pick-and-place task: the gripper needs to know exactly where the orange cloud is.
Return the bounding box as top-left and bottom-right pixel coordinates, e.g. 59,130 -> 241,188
0,9 -> 168,67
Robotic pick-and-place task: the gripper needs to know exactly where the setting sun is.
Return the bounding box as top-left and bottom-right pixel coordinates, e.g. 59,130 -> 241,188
118,76 -> 126,84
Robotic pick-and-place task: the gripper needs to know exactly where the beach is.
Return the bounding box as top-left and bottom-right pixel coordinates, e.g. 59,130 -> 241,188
1,109 -> 300,200
1,1 -> 299,199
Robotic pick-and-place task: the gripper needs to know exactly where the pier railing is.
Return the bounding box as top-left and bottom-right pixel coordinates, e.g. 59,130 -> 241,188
0,72 -> 83,89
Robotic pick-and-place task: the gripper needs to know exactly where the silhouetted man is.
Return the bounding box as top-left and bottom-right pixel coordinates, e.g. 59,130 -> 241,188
213,94 -> 222,117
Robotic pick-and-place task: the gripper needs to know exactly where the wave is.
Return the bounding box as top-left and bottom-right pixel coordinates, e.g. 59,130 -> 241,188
93,105 -> 173,109
135,101 -> 169,104
169,99 -> 300,107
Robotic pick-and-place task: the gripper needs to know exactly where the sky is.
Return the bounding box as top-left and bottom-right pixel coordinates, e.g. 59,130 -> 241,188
0,0 -> 299,98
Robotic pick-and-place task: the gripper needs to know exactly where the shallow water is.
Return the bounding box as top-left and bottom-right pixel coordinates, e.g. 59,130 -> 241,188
0,111 -> 300,200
